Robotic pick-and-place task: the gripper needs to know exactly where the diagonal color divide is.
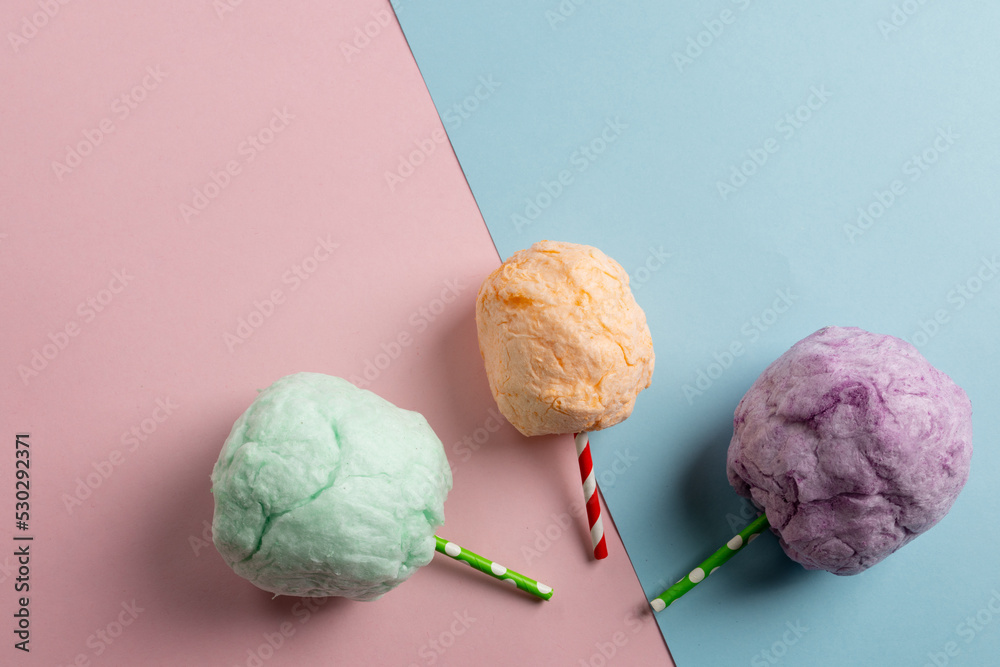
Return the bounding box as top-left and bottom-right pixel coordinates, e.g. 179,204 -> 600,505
395,2 -> 1000,665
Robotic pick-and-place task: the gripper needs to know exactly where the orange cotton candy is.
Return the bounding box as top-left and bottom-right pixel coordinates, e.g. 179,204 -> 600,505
475,240 -> 655,437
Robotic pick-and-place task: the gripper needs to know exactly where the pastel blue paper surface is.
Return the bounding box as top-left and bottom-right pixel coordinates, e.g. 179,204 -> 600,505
396,2 -> 1000,664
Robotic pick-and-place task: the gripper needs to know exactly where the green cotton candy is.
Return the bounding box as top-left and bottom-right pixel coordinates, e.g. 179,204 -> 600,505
210,373 -> 452,600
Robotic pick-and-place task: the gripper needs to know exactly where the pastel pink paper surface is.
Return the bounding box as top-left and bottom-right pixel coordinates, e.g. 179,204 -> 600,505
0,1 -> 672,665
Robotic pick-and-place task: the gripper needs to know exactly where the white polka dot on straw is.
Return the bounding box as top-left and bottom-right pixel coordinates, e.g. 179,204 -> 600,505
433,536 -> 553,600
649,513 -> 771,613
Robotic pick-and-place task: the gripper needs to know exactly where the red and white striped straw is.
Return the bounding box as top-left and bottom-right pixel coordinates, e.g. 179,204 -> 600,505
574,432 -> 608,560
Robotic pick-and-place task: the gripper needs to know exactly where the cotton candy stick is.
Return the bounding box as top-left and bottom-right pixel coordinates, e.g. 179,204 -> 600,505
574,432 -> 608,560
435,536 -> 554,601
650,513 -> 770,612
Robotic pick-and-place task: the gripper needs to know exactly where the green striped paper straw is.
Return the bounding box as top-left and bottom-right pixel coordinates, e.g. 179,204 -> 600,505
650,513 -> 770,612
434,535 -> 554,601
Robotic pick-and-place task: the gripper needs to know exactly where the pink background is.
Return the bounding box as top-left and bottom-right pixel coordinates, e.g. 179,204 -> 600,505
0,0 -> 672,664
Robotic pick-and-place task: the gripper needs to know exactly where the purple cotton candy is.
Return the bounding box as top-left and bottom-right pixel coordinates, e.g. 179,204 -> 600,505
727,326 -> 972,575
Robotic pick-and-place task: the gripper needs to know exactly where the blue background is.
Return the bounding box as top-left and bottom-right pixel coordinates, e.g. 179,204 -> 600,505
396,2 -> 1000,664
